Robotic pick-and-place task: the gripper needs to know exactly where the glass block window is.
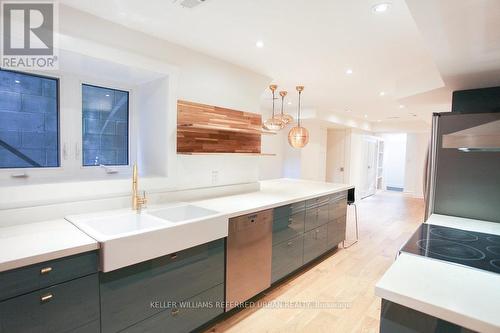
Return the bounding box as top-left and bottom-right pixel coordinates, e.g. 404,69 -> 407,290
82,84 -> 129,166
0,69 -> 59,169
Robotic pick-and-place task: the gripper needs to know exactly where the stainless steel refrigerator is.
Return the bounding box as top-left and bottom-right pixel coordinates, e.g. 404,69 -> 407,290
424,112 -> 500,223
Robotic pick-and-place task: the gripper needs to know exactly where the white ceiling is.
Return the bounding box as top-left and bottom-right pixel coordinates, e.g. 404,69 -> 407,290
407,0 -> 500,90
60,0 -> 500,129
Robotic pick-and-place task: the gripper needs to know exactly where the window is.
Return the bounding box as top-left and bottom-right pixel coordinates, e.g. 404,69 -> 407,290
0,69 -> 59,169
82,84 -> 129,166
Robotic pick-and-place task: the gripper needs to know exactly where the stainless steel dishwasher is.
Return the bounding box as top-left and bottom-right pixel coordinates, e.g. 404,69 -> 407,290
226,209 -> 272,311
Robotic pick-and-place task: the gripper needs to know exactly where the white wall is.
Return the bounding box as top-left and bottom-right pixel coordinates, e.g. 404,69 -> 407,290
382,133 -> 407,189
300,120 -> 327,181
281,120 -> 328,181
0,6 -> 284,210
59,4 -> 276,190
404,132 -> 429,198
259,130 -> 287,180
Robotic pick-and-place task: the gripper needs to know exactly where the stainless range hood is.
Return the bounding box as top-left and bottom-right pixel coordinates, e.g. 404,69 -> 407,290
442,119 -> 500,152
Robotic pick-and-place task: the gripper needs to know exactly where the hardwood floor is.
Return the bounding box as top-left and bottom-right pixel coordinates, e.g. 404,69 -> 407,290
205,191 -> 424,333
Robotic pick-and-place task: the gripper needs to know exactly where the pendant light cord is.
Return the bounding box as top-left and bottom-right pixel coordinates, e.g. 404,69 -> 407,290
281,94 -> 284,116
272,90 -> 275,118
298,91 -> 302,127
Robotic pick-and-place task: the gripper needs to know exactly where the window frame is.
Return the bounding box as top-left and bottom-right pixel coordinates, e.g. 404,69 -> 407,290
80,82 -> 131,168
0,67 -> 61,171
76,77 -> 135,178
0,70 -> 136,183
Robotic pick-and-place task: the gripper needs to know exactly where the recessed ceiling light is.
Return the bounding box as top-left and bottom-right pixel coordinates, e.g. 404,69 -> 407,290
399,104 -> 405,108
14,80 -> 20,84
256,40 -> 264,48
364,114 -> 368,118
105,94 -> 110,97
379,91 -> 386,96
372,2 -> 391,13
346,69 -> 353,75
287,101 -> 292,105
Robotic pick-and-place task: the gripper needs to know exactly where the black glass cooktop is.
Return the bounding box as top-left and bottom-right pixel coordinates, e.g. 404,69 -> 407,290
400,224 -> 500,274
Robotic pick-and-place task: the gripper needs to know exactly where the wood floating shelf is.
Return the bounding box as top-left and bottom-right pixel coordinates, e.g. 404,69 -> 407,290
177,100 -> 276,155
178,152 -> 277,156
178,123 -> 276,135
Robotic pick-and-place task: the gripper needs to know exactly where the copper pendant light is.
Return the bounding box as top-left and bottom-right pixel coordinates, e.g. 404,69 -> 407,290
278,90 -> 293,126
263,84 -> 284,131
288,86 -> 309,148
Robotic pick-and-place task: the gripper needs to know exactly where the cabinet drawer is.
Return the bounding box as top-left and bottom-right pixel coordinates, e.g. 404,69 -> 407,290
0,251 -> 98,302
100,239 -> 224,333
305,195 -> 329,208
272,211 -> 304,245
271,235 -> 303,283
305,203 -> 329,232
327,215 -> 347,249
317,203 -> 330,226
303,225 -> 328,263
123,284 -> 224,333
329,195 -> 347,221
330,191 -> 347,201
0,274 -> 99,333
273,201 -> 305,220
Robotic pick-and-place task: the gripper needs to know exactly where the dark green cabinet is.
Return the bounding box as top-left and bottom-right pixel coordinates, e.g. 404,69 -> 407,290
0,252 -> 99,333
327,191 -> 347,249
329,192 -> 347,221
122,284 -> 224,333
305,196 -> 330,232
380,299 -> 476,333
100,238 -> 224,333
273,202 -> 305,221
0,251 -> 98,302
272,209 -> 305,245
271,191 -> 348,282
327,215 -> 347,249
271,235 -> 304,283
303,225 -> 328,263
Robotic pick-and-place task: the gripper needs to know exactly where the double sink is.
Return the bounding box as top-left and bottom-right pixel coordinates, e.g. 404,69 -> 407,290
66,204 -> 228,272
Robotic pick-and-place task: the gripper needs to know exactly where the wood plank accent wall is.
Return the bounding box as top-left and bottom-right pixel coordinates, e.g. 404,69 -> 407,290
177,100 -> 262,154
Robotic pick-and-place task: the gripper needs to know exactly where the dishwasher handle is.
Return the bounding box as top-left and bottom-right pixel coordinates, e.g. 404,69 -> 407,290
229,210 -> 272,235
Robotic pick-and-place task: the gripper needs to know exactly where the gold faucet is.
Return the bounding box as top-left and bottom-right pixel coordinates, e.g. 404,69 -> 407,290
132,164 -> 147,212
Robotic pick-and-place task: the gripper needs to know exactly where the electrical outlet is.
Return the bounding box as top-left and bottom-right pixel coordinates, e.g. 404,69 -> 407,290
211,170 -> 219,185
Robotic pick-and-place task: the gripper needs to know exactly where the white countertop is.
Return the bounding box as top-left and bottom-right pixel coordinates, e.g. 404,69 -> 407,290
426,213 -> 500,235
191,179 -> 352,218
375,214 -> 500,333
0,179 -> 351,273
0,219 -> 99,272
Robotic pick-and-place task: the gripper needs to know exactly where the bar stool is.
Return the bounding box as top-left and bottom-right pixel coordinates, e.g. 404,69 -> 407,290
343,187 -> 359,249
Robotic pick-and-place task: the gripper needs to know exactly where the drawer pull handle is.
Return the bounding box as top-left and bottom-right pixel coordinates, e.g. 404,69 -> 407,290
171,308 -> 179,316
40,267 -> 52,274
170,253 -> 177,260
40,293 -> 53,303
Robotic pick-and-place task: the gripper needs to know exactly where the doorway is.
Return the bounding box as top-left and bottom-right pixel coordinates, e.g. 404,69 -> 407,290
381,133 -> 407,192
